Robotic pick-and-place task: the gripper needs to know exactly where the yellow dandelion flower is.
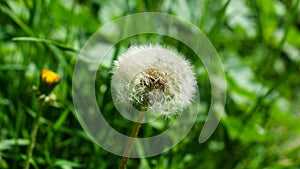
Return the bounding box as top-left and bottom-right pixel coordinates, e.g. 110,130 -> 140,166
38,69 -> 61,95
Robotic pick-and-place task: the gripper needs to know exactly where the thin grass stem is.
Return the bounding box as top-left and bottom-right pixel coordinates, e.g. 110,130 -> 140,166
24,101 -> 44,169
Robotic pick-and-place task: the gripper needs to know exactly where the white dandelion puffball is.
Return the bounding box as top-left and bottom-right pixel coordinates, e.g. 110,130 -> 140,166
111,45 -> 197,117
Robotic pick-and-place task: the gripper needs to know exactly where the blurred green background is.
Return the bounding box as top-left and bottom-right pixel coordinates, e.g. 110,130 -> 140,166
1,0 -> 300,168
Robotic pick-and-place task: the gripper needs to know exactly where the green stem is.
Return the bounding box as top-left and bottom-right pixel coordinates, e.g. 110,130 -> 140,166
119,111 -> 146,169
24,101 -> 44,169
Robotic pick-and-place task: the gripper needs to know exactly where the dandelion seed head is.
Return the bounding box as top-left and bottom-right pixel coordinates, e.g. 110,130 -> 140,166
112,44 -> 197,117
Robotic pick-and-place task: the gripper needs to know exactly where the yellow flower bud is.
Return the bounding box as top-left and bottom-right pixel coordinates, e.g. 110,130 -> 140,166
38,69 -> 61,95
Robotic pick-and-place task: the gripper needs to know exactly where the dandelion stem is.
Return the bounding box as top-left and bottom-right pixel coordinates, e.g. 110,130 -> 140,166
119,111 -> 146,169
24,101 -> 44,169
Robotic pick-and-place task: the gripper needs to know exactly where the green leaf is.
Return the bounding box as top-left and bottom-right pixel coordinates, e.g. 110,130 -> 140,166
54,159 -> 82,168
0,139 -> 29,151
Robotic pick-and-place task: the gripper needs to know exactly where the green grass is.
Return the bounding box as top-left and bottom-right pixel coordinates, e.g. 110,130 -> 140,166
1,0 -> 300,168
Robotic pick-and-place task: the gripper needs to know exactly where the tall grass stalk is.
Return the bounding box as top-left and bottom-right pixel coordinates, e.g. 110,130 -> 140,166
24,101 -> 44,169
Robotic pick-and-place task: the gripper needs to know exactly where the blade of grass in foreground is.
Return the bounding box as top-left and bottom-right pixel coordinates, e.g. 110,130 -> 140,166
12,37 -> 79,53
